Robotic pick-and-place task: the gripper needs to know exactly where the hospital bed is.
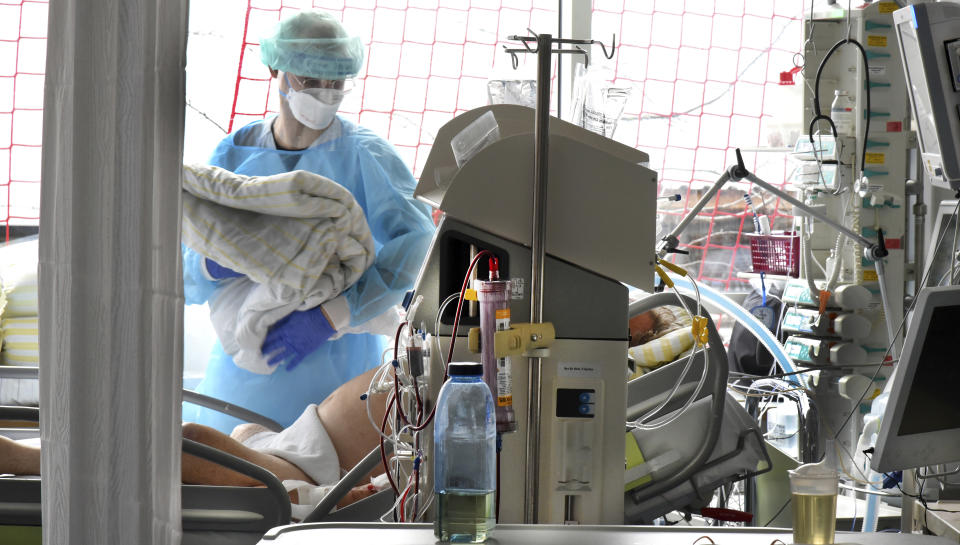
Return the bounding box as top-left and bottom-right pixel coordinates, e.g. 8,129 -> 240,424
624,293 -> 771,522
0,377 -> 393,545
0,403 -> 290,545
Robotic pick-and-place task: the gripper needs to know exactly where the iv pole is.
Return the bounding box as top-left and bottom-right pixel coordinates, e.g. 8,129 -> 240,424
503,30 -> 615,524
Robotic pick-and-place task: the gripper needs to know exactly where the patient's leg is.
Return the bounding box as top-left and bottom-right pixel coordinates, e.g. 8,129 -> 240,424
316,367 -> 389,478
181,422 -> 314,486
0,435 -> 40,475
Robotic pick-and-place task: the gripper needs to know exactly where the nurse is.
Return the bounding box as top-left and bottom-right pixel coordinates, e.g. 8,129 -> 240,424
183,10 -> 434,433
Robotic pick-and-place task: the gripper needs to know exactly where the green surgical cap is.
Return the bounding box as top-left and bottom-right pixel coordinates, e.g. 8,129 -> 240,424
259,11 -> 364,80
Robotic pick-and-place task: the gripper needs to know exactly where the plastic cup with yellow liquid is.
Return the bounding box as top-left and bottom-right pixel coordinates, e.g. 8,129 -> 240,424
788,460 -> 839,545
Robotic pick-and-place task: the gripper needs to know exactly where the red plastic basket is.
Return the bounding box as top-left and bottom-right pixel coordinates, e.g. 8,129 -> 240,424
748,232 -> 800,277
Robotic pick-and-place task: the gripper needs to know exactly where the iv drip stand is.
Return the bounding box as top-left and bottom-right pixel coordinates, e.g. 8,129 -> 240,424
504,29 -> 615,525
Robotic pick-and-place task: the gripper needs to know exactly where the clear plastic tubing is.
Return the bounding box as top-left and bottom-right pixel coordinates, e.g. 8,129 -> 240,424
670,276 -> 799,379
476,279 -> 518,433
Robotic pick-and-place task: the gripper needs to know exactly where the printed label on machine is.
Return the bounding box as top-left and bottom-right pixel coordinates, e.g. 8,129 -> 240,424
510,277 -> 524,300
868,65 -> 886,77
496,308 -> 513,406
557,363 -> 601,379
865,152 -> 886,165
867,35 -> 887,48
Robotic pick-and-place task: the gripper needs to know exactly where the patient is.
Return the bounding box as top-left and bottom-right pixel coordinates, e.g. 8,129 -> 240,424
0,367 -> 389,511
628,305 -> 694,380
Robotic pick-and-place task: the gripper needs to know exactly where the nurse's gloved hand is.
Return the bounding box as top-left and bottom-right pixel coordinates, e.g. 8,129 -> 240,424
205,258 -> 244,280
261,305 -> 336,371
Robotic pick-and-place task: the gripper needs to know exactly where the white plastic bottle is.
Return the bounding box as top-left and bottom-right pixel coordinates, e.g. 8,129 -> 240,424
830,90 -> 855,137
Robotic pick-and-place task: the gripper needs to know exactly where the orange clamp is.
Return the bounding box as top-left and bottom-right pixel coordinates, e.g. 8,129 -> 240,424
818,290 -> 831,315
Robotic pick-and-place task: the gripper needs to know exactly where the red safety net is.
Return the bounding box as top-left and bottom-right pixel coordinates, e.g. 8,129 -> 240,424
594,1 -> 804,291
0,0 -> 46,243
2,0 -> 806,293
228,0 -> 560,177
227,0 -> 804,292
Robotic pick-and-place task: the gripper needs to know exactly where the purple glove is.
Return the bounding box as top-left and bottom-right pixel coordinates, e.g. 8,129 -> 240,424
205,258 -> 244,280
261,305 -> 336,371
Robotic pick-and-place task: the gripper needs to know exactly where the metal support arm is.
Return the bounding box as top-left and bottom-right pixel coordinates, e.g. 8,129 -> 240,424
656,148 -> 899,355
657,149 -> 888,262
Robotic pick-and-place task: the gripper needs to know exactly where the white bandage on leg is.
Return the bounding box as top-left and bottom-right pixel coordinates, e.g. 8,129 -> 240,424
240,404 -> 340,486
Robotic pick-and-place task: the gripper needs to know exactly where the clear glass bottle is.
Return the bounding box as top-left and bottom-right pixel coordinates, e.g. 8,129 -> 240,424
434,362 -> 497,543
830,90 -> 855,137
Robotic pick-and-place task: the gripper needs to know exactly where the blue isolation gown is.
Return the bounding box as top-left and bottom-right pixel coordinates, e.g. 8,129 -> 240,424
182,116 -> 434,432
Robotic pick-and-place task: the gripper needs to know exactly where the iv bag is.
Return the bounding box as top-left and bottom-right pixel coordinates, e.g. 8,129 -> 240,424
568,64 -> 631,139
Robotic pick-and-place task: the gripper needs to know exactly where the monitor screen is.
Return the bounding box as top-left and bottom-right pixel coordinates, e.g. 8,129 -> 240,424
924,202 -> 960,287
872,285 -> 960,473
897,19 -> 941,156
898,305 -> 960,435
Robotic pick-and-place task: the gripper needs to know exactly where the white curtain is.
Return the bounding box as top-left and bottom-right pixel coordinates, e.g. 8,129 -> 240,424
38,0 -> 187,543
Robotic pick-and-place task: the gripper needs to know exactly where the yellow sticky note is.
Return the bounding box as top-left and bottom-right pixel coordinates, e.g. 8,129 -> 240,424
878,2 -> 898,14
865,152 -> 885,165
867,35 -> 888,47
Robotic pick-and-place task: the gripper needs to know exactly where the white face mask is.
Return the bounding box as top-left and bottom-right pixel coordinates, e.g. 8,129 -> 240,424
281,82 -> 344,131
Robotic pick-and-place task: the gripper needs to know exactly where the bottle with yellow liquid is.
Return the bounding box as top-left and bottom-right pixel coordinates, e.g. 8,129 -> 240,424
434,362 -> 497,543
788,441 -> 839,545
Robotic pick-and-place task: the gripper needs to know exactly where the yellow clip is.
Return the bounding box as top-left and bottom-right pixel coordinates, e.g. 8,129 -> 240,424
654,266 -> 674,288
691,316 -> 710,344
464,289 -> 478,302
658,259 -> 688,277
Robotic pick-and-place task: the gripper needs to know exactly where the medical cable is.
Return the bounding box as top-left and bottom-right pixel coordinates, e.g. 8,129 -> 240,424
631,269 -> 705,427
378,253 -> 494,521
434,293 -> 461,374
379,392 -> 401,495
434,293 -> 461,337
635,348 -> 710,431
381,325 -> 430,505
364,361 -> 403,445
629,269 -> 709,430
809,37 -> 872,177
392,321 -> 412,427
407,250 -> 493,434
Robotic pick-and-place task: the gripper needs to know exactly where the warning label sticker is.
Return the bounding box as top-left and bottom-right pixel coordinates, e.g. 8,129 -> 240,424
878,2 -> 898,13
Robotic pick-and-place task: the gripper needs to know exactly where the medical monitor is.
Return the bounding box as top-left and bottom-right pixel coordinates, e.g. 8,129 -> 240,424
893,4 -> 960,191
871,285 -> 960,473
923,200 -> 959,287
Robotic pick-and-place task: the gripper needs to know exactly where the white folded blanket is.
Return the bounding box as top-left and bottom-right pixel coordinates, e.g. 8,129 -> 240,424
181,164 -> 376,374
